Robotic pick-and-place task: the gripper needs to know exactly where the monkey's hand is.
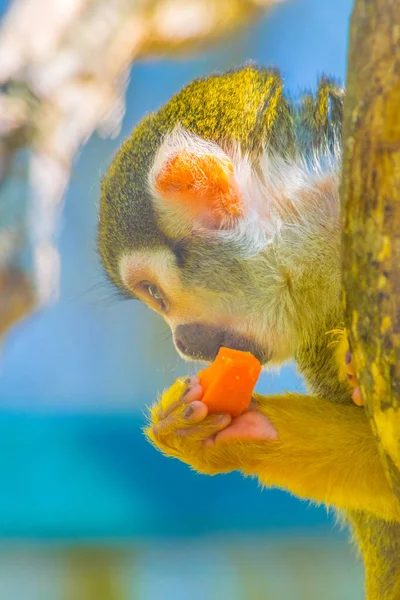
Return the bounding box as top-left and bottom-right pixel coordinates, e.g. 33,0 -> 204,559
145,378 -> 400,522
144,376 -> 278,475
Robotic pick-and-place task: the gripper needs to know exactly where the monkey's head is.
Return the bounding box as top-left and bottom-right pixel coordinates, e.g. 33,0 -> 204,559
98,66 -> 343,366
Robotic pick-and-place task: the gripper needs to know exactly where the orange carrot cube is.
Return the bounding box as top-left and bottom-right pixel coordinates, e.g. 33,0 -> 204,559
198,347 -> 261,417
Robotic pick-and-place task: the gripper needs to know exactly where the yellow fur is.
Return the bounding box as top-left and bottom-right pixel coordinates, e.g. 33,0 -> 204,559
146,380 -> 400,523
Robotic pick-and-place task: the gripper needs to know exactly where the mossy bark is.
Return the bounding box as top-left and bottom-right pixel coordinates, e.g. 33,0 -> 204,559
341,0 -> 400,498
342,2 -> 400,596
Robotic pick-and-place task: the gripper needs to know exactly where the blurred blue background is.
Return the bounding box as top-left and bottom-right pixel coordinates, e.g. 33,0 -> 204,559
0,0 -> 365,598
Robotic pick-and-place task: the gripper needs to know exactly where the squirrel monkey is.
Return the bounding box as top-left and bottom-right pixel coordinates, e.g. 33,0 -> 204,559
98,67 -> 400,599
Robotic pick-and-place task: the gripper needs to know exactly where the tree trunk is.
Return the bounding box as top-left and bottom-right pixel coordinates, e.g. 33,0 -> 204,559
341,1 -> 400,597
342,0 -> 400,503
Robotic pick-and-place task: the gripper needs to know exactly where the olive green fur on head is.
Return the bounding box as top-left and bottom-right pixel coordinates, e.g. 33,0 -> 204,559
297,76 -> 343,154
98,65 -> 342,292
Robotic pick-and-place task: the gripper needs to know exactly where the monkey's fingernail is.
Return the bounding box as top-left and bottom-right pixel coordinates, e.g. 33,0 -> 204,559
182,375 -> 200,391
182,383 -> 203,404
345,350 -> 352,364
184,405 -> 194,418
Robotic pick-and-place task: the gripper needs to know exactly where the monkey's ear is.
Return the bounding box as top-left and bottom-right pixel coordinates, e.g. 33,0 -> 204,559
153,150 -> 245,228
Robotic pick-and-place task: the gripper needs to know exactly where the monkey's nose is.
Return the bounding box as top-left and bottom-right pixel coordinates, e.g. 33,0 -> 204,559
174,323 -> 225,361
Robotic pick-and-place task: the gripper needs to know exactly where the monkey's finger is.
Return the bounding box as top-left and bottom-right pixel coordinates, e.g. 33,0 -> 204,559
154,401 -> 208,437
160,377 -> 201,419
345,363 -> 357,384
176,413 -> 231,438
181,400 -> 208,423
352,386 -> 364,406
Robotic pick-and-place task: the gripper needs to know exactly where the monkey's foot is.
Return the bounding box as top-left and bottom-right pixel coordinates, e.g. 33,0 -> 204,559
345,351 -> 363,406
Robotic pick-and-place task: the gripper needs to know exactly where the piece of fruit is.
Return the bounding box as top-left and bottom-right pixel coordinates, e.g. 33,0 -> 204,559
198,347 -> 261,417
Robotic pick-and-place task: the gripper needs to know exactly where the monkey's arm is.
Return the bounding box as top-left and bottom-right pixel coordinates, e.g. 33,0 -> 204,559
250,392 -> 398,521
145,379 -> 400,523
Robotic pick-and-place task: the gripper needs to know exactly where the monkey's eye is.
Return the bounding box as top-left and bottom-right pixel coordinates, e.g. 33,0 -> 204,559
140,282 -> 166,311
148,284 -> 162,300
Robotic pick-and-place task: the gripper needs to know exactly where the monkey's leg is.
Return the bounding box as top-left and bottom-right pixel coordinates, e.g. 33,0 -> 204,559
145,380 -> 400,523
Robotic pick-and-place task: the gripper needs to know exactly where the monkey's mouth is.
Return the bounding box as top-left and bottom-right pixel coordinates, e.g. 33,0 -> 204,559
174,322 -> 270,365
